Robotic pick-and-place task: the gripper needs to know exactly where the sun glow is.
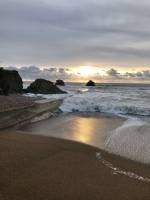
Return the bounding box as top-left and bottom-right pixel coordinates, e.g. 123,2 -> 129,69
75,66 -> 107,77
78,66 -> 96,76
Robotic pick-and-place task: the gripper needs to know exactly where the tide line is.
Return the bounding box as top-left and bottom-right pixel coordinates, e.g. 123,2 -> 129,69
96,152 -> 150,184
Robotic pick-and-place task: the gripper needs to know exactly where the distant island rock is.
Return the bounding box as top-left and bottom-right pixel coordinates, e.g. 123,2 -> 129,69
55,80 -> 65,86
26,79 -> 66,94
0,68 -> 23,95
86,80 -> 96,86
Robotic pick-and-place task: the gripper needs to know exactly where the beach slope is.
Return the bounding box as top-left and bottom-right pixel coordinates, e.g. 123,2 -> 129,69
0,130 -> 150,200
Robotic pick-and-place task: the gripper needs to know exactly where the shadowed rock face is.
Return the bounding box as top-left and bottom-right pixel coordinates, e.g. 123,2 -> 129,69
0,68 -> 23,95
26,79 -> 66,94
55,80 -> 65,86
86,80 -> 96,86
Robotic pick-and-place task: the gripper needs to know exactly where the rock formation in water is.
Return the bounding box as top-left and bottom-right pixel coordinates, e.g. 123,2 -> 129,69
86,80 -> 96,86
26,79 -> 66,94
0,68 -> 23,95
55,79 -> 65,86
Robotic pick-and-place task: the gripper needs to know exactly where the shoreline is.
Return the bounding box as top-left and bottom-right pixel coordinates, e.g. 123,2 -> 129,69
0,95 -> 150,199
18,112 -> 150,165
0,129 -> 150,199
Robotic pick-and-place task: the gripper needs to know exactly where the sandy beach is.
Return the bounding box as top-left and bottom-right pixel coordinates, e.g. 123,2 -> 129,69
0,128 -> 150,200
0,95 -> 150,199
1,0 -> 150,198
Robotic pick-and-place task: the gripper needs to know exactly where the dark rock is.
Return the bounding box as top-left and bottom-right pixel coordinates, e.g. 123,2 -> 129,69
55,80 -> 65,86
0,68 -> 23,95
86,80 -> 96,86
26,79 -> 66,94
22,88 -> 28,93
0,88 -> 3,95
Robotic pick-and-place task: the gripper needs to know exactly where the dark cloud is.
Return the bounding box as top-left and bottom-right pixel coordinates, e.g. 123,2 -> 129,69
107,68 -> 150,81
107,68 -> 120,77
5,66 -> 72,81
0,0 -> 150,67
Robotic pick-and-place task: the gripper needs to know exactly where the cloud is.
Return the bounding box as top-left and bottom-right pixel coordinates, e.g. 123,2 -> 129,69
106,68 -> 150,81
5,65 -> 72,81
4,66 -> 150,83
0,0 -> 150,67
107,68 -> 120,77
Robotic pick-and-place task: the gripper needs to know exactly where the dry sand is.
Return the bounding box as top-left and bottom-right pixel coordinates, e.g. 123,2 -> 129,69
0,129 -> 150,200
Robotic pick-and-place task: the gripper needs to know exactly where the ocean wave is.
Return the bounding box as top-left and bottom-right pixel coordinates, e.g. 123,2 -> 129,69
59,92 -> 150,116
25,85 -> 150,116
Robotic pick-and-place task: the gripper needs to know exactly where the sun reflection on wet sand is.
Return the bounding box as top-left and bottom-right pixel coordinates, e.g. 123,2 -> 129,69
19,114 -> 124,148
71,117 -> 97,143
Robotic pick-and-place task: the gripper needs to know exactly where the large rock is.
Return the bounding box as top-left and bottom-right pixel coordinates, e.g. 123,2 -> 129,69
0,68 -> 23,95
55,80 -> 65,86
26,79 -> 66,94
86,80 -> 96,86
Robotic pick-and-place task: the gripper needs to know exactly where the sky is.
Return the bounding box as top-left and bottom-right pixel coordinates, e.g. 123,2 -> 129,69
1,0 -> 150,82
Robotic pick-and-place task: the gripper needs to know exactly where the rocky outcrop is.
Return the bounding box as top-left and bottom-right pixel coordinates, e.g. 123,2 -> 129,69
0,68 -> 23,95
26,79 -> 66,94
86,80 -> 96,86
55,80 -> 65,86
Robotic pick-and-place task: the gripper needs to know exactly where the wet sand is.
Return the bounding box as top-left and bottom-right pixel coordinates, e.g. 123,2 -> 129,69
20,113 -> 150,164
0,129 -> 150,200
19,113 -> 125,148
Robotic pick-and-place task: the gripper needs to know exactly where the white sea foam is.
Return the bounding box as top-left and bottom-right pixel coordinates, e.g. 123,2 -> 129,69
104,117 -> 150,164
59,92 -> 150,116
96,152 -> 150,183
25,93 -> 150,116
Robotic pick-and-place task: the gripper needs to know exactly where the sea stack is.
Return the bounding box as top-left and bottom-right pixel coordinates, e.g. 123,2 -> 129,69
55,80 -> 65,86
26,79 -> 66,94
0,68 -> 23,95
86,80 -> 95,86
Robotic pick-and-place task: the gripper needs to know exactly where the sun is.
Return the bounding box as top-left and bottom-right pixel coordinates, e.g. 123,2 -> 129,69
78,66 -> 95,76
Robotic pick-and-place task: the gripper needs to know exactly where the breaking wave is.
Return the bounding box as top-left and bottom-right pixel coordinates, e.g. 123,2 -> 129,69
59,92 -> 150,116
25,84 -> 150,117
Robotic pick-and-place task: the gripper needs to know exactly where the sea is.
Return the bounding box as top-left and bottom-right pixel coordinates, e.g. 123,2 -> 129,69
22,82 -> 150,164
